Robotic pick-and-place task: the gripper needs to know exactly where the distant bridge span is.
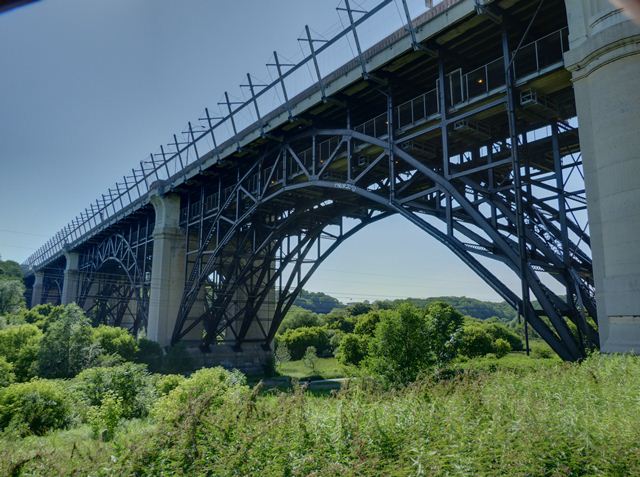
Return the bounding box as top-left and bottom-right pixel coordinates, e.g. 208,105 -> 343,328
25,0 -> 640,367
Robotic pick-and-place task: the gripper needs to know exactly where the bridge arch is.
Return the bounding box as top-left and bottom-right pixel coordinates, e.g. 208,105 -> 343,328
175,125 -> 596,361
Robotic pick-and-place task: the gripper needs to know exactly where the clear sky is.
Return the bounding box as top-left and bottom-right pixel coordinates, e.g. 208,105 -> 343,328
0,0 -> 528,303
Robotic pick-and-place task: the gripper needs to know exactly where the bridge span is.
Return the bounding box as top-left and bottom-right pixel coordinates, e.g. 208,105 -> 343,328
24,0 -> 640,368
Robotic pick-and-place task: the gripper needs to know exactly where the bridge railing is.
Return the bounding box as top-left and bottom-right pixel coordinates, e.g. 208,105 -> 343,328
396,26 -> 569,130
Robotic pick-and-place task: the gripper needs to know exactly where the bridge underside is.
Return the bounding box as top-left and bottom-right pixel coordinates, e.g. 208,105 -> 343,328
28,0 -> 610,363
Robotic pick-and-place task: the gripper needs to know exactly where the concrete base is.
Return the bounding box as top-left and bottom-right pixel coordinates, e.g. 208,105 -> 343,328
183,342 -> 273,376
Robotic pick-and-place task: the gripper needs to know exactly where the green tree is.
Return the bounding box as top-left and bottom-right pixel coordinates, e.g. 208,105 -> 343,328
353,310 -> 382,336
92,325 -> 138,361
484,322 -> 524,351
303,346 -> 319,374
0,280 -> 25,315
0,357 -> 15,388
277,326 -> 331,360
0,260 -> 23,281
425,302 -> 464,365
366,304 -> 434,385
38,304 -> 94,378
277,306 -> 323,334
293,290 -> 342,313
337,333 -> 369,366
0,324 -> 42,381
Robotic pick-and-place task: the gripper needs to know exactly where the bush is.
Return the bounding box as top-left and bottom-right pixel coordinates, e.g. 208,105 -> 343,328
11,304 -> 62,331
337,333 -> 369,366
152,367 -> 247,425
458,324 -> 495,358
86,390 -> 123,441
92,325 -> 138,361
38,304 -> 94,378
0,379 -> 72,436
493,338 -> 512,358
0,357 -> 15,388
154,374 -> 186,397
0,323 -> 42,381
277,326 -> 331,360
366,304 -> 435,385
353,311 -> 381,336
135,338 -> 164,372
74,363 -> 154,419
484,322 -> 524,351
530,340 -> 555,359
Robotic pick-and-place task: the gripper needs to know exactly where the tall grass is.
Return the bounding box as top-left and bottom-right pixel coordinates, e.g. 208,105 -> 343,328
2,353 -> 640,476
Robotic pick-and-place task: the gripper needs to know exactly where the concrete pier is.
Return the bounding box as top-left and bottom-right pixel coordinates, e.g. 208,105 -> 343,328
147,191 -> 186,346
61,251 -> 80,305
31,271 -> 44,307
565,0 -> 640,352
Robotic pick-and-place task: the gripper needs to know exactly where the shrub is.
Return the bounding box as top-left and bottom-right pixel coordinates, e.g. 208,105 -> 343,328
92,325 -> 138,361
303,346 -> 319,374
74,363 -> 154,419
86,391 -> 123,441
366,304 -> 435,385
337,333 -> 369,366
154,374 -> 186,397
353,311 -> 381,336
530,340 -> 555,359
484,322 -> 524,351
0,323 -> 42,381
458,324 -> 495,358
135,338 -> 164,372
0,357 -> 15,388
493,338 -> 512,358
425,302 -> 464,365
12,304 -> 63,331
38,304 -> 94,378
152,367 -> 247,425
277,326 -> 331,360
0,380 -> 72,436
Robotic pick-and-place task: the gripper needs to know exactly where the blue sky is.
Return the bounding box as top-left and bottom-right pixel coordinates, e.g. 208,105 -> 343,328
0,0 -> 525,302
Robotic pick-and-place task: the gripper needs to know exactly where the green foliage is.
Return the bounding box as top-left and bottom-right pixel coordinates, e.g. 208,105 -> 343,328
346,301 -> 372,316
74,363 -> 154,420
161,342 -> 194,375
493,338 -> 511,358
0,260 -> 23,281
276,326 -> 331,360
274,342 -> 291,365
0,379 -> 72,436
92,325 -> 138,361
484,322 -> 524,351
293,289 -> 342,313
86,390 -> 123,441
10,304 -> 61,330
277,306 -> 323,334
366,304 -> 435,385
152,367 -> 247,426
458,323 -> 495,358
0,280 -> 25,315
0,324 -> 42,381
425,302 -> 464,364
323,309 -> 356,333
38,304 -> 94,378
0,357 -> 15,388
337,333 -> 369,366
530,340 -> 555,359
154,374 -> 186,397
302,346 -> 319,374
135,338 -> 164,372
353,310 -> 381,336
377,296 -> 517,322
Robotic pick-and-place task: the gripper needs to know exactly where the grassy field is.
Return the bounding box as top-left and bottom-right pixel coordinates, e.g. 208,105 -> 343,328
276,357 -> 344,379
2,353 -> 640,476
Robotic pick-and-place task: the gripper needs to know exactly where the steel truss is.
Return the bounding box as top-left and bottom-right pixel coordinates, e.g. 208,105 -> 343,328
173,21 -> 596,361
76,214 -> 153,333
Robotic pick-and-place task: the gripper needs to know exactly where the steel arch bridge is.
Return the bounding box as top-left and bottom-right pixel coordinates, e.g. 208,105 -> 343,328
25,0 -> 609,363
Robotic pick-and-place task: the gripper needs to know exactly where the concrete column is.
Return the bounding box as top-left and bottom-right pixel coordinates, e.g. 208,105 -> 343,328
61,251 -> 80,305
147,190 -> 186,347
31,272 -> 44,307
564,1 -> 640,352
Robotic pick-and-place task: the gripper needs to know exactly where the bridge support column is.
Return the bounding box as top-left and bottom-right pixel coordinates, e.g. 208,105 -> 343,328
147,191 -> 185,347
61,252 -> 80,305
565,1 -> 640,352
31,271 -> 44,307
